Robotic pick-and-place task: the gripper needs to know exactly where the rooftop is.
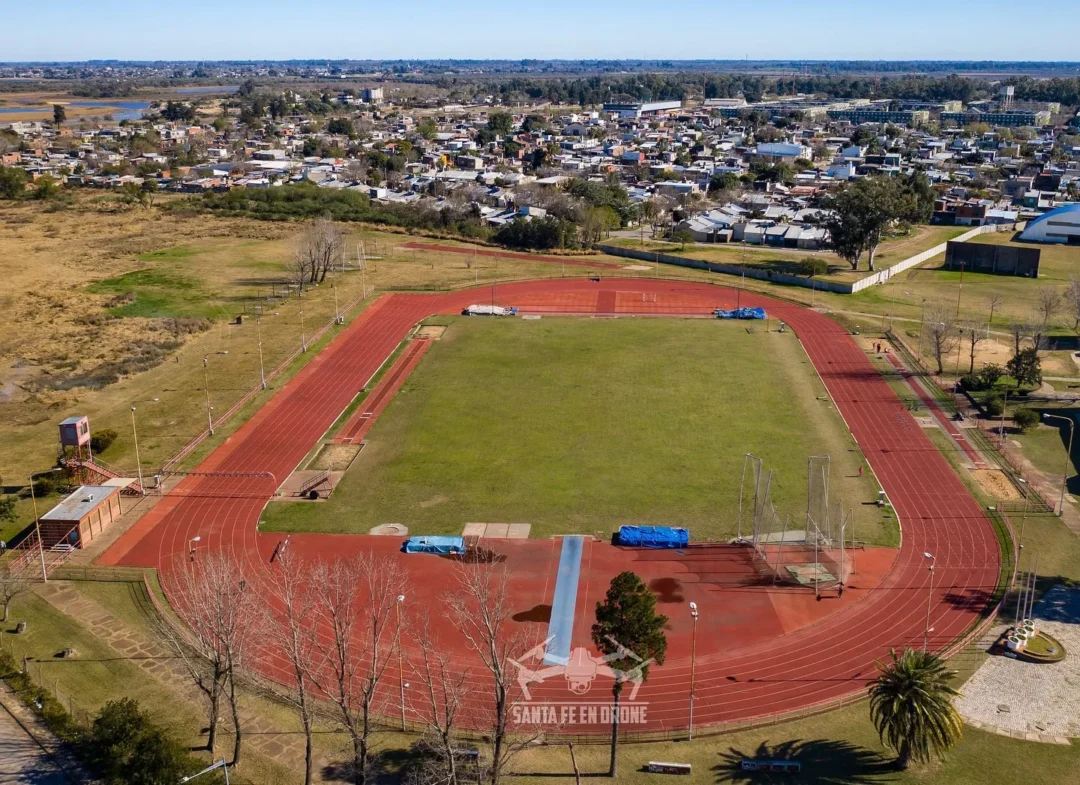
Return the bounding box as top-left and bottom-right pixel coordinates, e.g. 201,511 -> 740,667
41,485 -> 121,522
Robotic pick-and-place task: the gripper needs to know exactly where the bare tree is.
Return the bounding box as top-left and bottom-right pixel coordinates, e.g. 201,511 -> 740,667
962,322 -> 988,374
265,552 -> 320,785
292,217 -> 345,287
343,159 -> 368,184
924,305 -> 958,375
310,553 -> 406,785
0,567 -> 29,622
407,612 -> 472,785
1035,287 -> 1063,349
1066,277 -> 1080,332
1010,321 -> 1032,356
446,561 -> 537,785
987,292 -> 1004,325
164,551 -> 256,763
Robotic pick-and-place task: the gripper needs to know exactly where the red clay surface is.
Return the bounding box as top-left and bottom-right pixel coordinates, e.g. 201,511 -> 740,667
100,280 -> 1002,733
334,338 -> 431,445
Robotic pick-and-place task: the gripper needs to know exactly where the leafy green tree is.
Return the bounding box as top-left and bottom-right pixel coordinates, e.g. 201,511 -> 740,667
671,228 -> 694,248
1013,407 -> 1040,433
1007,347 -> 1042,388
33,174 -> 59,201
86,698 -> 195,784
0,165 -> 28,199
825,176 -> 924,271
486,111 -> 514,136
708,171 -> 741,195
0,495 -> 15,524
869,648 -> 962,769
417,117 -> 438,140
326,117 -> 354,137
592,572 -> 668,778
53,104 -> 66,128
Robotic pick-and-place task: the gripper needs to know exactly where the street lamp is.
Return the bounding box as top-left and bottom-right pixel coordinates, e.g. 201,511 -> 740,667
180,758 -> 229,784
1041,413 -> 1074,516
202,357 -> 214,436
27,468 -> 61,583
130,406 -> 145,496
300,303 -> 307,352
922,552 -> 936,652
256,315 -> 266,390
396,594 -> 406,731
688,601 -> 699,741
189,535 -> 201,562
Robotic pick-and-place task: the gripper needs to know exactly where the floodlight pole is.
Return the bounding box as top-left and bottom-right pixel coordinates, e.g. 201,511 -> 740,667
202,357 -> 214,436
396,594 -> 406,731
1042,413 -> 1074,516
28,471 -> 54,583
300,304 -> 308,352
130,406 -> 145,496
257,316 -> 266,390
923,552 -> 936,652
688,602 -> 699,741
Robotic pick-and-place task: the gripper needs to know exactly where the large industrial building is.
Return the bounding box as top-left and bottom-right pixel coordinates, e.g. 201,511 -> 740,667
1018,204 -> 1080,245
602,101 -> 681,120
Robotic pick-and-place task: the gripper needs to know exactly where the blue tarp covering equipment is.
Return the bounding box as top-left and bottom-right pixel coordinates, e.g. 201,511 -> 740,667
714,307 -> 767,320
617,526 -> 689,549
403,535 -> 467,555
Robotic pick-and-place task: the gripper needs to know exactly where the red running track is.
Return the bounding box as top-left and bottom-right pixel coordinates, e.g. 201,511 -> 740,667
100,279 -> 1001,734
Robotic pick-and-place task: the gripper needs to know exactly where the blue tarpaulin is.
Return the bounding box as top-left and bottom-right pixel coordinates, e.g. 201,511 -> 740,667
617,526 -> 689,549
403,535 -> 466,555
715,307 -> 767,320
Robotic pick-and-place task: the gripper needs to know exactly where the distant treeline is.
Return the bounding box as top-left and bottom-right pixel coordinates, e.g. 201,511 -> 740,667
175,182 -> 493,240
437,73 -> 1080,107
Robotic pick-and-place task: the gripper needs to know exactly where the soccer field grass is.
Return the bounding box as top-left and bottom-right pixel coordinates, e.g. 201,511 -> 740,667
260,317 -> 896,544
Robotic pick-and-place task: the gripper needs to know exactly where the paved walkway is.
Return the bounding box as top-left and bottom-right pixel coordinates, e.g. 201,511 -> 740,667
37,582 -> 323,774
0,682 -> 86,784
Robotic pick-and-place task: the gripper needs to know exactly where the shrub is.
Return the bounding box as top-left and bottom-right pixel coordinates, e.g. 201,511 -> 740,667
984,393 -> 1005,418
960,374 -> 982,392
1013,408 -> 1040,433
798,258 -> 829,277
89,429 -> 118,454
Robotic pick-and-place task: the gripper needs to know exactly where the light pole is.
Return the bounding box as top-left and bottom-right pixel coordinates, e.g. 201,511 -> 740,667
180,758 -> 230,784
922,552 -> 936,652
202,357 -> 214,436
396,594 -> 406,731
300,304 -> 307,352
28,469 -> 60,582
130,406 -> 145,496
256,316 -> 266,390
189,535 -> 201,562
1041,413 -> 1074,516
688,601 -> 699,741
333,283 -> 340,324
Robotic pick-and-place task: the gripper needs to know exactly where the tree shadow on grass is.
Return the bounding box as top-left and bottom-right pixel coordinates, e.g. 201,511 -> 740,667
714,739 -> 897,784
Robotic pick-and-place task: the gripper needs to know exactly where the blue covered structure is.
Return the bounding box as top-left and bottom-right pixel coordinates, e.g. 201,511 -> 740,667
715,307 -> 767,320
403,535 -> 467,555
617,526 -> 689,549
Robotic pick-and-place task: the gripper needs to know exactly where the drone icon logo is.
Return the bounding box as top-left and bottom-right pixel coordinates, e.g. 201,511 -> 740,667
508,635 -> 653,701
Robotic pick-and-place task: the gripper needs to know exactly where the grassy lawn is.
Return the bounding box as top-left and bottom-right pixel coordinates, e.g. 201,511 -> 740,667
610,225 -> 967,283
1009,415 -> 1080,504
872,232 -> 1080,328
261,317 -> 892,543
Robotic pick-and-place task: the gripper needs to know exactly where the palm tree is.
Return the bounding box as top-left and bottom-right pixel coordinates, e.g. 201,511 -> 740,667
869,648 -> 963,769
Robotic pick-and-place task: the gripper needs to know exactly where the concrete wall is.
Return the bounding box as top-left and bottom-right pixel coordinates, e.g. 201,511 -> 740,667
598,222 -> 1023,297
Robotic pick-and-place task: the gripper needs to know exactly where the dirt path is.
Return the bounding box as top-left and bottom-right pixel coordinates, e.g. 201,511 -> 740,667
0,682 -> 86,784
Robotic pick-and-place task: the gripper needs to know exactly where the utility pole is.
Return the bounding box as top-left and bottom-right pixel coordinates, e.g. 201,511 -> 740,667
130,406 -> 145,496
688,602 -> 699,741
300,304 -> 307,352
256,316 -> 266,390
203,357 -> 214,436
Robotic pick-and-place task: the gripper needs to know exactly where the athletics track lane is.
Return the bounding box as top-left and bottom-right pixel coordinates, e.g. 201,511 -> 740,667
100,279 -> 1001,733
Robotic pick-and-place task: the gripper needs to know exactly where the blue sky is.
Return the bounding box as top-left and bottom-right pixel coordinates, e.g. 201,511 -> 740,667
7,0 -> 1080,62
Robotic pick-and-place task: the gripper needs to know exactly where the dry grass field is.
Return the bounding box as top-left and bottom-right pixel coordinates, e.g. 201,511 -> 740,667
0,194 -> 599,482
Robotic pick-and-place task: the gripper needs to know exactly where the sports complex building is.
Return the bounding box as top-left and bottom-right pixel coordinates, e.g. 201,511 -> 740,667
1019,203 -> 1080,244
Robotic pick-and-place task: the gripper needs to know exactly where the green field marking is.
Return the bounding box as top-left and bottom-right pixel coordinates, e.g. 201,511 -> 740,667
260,317 -> 892,543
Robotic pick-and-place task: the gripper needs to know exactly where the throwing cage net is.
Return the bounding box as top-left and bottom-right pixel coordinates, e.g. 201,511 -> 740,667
737,453 -> 856,591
